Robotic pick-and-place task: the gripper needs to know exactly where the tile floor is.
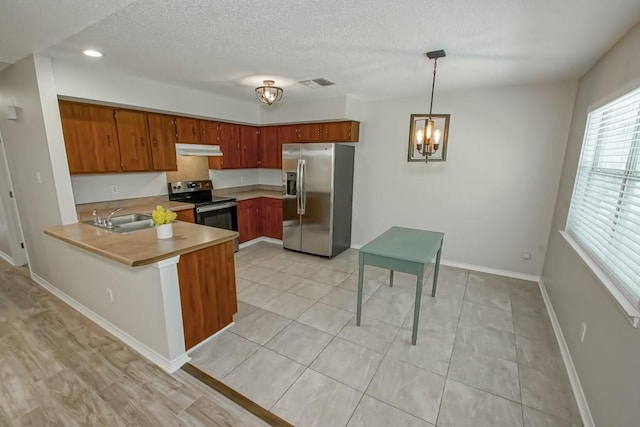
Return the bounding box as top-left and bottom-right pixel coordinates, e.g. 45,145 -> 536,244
190,242 -> 583,427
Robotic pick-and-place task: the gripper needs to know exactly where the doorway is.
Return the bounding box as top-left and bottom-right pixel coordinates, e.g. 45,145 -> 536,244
0,129 -> 28,266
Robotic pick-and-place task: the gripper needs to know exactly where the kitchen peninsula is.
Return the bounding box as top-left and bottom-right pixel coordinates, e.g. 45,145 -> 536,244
44,217 -> 239,373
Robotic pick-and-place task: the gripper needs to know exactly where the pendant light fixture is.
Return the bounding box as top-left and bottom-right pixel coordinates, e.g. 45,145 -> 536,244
255,80 -> 284,106
414,49 -> 447,162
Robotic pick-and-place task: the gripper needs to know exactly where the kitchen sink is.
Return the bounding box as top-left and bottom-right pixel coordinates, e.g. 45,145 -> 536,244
83,213 -> 154,233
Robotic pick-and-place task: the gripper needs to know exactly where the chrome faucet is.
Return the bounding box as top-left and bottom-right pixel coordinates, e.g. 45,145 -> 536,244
92,209 -> 103,225
105,208 -> 124,228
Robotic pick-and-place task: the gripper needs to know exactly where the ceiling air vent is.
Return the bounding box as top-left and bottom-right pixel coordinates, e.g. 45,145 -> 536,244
299,77 -> 336,89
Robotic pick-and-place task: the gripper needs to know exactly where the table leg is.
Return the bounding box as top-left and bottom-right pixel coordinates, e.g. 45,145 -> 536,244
356,261 -> 364,326
412,270 -> 424,345
389,270 -> 394,287
432,244 -> 443,297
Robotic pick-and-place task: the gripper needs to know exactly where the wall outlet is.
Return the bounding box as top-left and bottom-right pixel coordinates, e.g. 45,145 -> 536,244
111,185 -> 118,194
36,171 -> 42,184
579,322 -> 587,342
106,288 -> 114,303
521,252 -> 531,260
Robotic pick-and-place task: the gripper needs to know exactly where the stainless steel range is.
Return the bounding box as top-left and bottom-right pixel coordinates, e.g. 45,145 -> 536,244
168,180 -> 239,251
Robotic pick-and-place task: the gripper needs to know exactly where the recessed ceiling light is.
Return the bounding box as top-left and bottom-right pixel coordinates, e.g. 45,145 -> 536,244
83,49 -> 103,58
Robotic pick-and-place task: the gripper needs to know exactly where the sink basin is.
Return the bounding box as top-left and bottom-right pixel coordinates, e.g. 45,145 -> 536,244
84,213 -> 154,233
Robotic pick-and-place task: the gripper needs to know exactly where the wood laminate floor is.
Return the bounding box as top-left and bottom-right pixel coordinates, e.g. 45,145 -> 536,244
0,259 -> 267,426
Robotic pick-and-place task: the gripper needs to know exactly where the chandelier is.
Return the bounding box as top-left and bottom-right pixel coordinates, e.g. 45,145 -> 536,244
413,49 -> 447,162
255,80 -> 283,106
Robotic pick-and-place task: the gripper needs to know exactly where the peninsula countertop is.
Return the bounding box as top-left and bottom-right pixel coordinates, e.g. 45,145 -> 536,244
45,221 -> 238,267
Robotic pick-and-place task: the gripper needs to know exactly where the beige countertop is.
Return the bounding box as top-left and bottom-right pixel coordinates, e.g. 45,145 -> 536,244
228,190 -> 282,201
45,221 -> 238,267
214,185 -> 283,201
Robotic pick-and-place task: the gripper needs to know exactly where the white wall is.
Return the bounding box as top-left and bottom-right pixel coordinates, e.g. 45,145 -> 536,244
258,95 -> 352,124
259,169 -> 283,186
0,54 -> 183,364
541,22 -> 640,427
71,172 -> 167,204
53,59 -> 259,123
352,81 -> 576,276
0,55 -> 69,274
208,168 -> 282,189
33,56 -> 77,224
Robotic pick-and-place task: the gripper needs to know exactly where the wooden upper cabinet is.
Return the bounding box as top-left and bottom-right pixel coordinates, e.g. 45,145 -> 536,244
279,121 -> 360,144
175,117 -> 200,143
240,126 -> 259,168
59,101 -> 121,174
219,123 -> 242,168
279,125 -> 299,143
147,113 -> 178,171
259,126 -> 281,169
115,110 -> 153,172
322,121 -> 360,142
200,120 -> 220,145
297,123 -> 322,142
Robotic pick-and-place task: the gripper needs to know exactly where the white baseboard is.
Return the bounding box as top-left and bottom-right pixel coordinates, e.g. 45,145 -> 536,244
0,249 -> 15,266
239,237 -> 282,249
350,244 -> 539,283
30,272 -> 191,374
538,279 -> 594,427
439,259 -> 540,283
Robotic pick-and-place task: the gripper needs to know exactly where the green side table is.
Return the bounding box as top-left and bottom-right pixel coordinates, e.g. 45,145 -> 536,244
356,226 -> 444,345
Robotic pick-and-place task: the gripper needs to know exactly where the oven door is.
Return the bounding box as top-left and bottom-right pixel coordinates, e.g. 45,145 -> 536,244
196,202 -> 239,251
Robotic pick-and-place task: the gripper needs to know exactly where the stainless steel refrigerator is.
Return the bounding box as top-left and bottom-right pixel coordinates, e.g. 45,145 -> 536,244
282,143 -> 355,257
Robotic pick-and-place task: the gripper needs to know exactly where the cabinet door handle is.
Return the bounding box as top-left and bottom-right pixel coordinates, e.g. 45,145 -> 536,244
107,135 -> 111,145
140,137 -> 145,146
152,138 -> 158,145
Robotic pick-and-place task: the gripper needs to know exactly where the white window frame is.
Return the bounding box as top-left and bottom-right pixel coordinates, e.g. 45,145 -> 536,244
560,87 -> 640,328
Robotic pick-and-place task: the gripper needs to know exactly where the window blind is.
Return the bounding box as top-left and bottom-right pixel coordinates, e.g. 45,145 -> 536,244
566,86 -> 640,309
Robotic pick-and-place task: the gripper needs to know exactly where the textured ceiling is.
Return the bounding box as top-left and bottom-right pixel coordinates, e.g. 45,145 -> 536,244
0,0 -> 136,64
10,0 -> 640,101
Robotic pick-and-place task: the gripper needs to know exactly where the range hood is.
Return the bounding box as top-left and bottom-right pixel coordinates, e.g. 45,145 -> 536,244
175,143 -> 223,157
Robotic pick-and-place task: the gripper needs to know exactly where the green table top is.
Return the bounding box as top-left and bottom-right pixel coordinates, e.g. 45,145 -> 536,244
359,226 -> 444,264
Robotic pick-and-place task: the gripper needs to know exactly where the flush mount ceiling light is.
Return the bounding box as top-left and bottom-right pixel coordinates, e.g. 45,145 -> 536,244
408,49 -> 450,163
83,49 -> 103,58
255,80 -> 283,106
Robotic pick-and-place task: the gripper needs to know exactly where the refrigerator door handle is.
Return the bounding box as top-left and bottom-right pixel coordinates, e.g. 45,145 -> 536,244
296,159 -> 303,214
299,159 -> 306,215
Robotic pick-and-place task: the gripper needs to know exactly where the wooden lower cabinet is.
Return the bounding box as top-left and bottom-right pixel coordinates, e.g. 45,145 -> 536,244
237,197 -> 282,243
237,199 -> 262,243
175,209 -> 195,223
262,198 -> 283,240
176,241 -> 237,349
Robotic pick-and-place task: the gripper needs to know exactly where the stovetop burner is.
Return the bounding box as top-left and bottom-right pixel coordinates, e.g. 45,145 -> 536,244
167,180 -> 236,205
193,196 -> 236,207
